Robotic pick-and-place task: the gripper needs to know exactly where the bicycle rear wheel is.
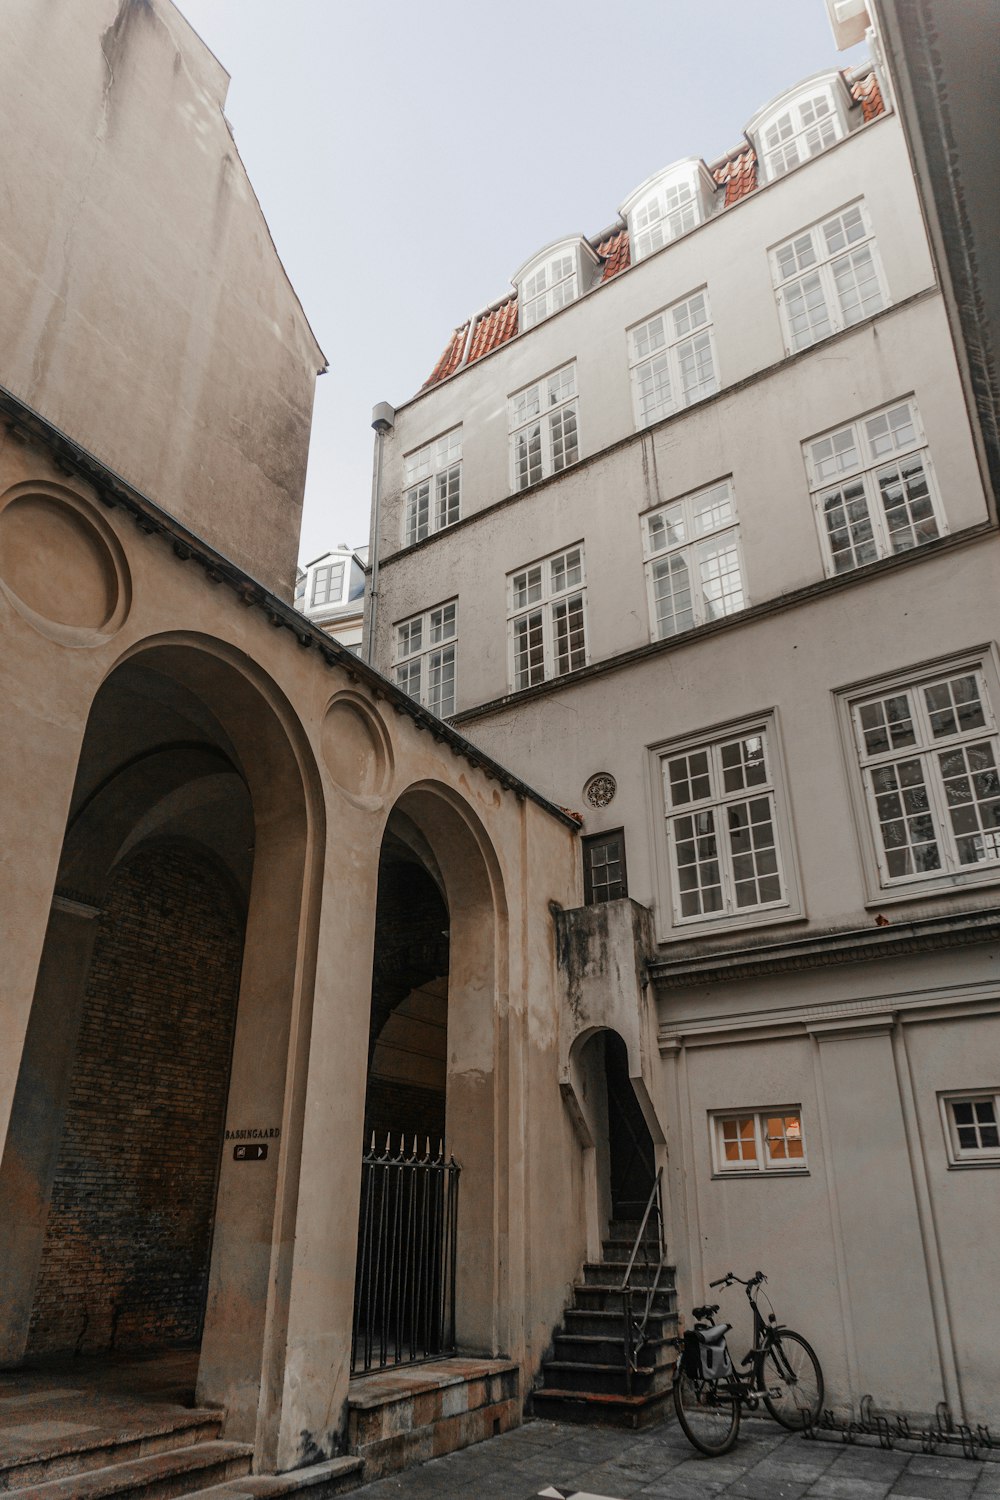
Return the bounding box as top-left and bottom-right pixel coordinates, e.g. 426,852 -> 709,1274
761,1330 -> 824,1429
673,1365 -> 740,1455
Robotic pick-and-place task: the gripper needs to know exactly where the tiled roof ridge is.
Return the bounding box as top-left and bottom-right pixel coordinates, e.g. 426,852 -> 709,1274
422,60 -> 885,387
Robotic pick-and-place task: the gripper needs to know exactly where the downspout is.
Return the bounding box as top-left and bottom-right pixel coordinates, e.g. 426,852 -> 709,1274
365,401 -> 395,665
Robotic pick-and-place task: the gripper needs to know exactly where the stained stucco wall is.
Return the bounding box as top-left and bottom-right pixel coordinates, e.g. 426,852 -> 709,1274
0,0 -> 324,600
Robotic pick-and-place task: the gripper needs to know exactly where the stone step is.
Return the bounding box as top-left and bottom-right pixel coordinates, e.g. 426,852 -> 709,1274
530,1385 -> 673,1431
0,1409 -> 224,1491
552,1333 -> 676,1368
539,1358 -> 673,1398
562,1307 -> 676,1341
600,1238 -> 662,1261
582,1260 -> 671,1288
20,1440 -> 253,1499
172,1455 -> 365,1498
571,1284 -> 676,1316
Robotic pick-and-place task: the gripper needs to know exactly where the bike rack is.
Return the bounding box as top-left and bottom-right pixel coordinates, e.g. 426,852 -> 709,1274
801,1395 -> 996,1463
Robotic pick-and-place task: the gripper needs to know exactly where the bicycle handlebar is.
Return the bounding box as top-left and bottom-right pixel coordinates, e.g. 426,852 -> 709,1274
708,1270 -> 768,1290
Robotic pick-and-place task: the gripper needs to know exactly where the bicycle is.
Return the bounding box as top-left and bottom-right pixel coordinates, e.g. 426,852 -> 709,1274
673,1270 -> 824,1456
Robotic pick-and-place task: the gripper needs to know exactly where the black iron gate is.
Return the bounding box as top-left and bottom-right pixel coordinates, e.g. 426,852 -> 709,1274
351,1135 -> 460,1375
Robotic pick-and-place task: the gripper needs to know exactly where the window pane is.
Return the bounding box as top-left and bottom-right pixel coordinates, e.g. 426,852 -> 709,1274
698,535 -> 745,619
512,610 -> 545,689
821,480 -> 878,572
584,832 -> 627,904
552,594 -> 586,675
652,553 -> 694,639
727,796 -> 780,908
673,809 -> 723,916
785,270 -> 832,350
870,760 -> 941,876
667,750 -> 711,807
938,741 -> 1000,864
877,455 -> 938,552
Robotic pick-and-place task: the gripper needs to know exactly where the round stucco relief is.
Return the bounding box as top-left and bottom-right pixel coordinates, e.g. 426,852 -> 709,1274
0,489 -> 130,643
321,694 -> 391,805
584,772 -> 617,808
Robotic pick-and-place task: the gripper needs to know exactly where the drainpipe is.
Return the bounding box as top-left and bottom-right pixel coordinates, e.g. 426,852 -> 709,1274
366,401 -> 395,665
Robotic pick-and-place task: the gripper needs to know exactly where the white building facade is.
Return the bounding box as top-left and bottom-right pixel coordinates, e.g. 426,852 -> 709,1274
369,18 -> 1000,1427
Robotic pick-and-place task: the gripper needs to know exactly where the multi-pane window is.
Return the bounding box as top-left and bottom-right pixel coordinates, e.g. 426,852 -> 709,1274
402,428 -> 462,547
661,724 -> 787,924
850,666 -> 1000,885
520,252 -> 579,330
628,291 -> 718,429
583,830 -> 628,905
941,1093 -> 1000,1165
508,545 -> 587,691
509,365 -> 580,491
310,561 -> 345,608
392,601 -> 458,718
642,481 -> 746,641
772,203 -> 887,353
629,175 -> 702,262
713,1109 -> 806,1174
804,399 -> 944,576
760,91 -> 842,179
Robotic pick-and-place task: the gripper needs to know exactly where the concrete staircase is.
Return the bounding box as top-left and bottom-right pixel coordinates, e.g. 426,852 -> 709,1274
531,1219 -> 678,1429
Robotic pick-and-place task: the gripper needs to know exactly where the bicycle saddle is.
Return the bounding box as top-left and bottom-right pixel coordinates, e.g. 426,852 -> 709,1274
692,1303 -> 719,1320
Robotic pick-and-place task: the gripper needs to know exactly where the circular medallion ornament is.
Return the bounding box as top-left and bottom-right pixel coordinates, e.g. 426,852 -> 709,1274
584,772 -> 617,808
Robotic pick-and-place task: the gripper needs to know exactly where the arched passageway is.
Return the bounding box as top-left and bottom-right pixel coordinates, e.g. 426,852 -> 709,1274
0,639 -> 320,1446
575,1029 -> 657,1235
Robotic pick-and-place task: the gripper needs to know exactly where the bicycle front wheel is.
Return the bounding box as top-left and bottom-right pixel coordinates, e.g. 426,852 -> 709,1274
673,1365 -> 740,1455
761,1330 -> 824,1429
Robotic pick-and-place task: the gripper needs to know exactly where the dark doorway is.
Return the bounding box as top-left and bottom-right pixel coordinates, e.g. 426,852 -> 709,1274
604,1031 -> 656,1223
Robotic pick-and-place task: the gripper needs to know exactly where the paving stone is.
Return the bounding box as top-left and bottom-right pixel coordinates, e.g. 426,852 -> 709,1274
804,1473 -> 894,1498
889,1476 -> 978,1499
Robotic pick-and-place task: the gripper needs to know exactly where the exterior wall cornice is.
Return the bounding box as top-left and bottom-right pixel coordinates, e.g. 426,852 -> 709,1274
0,384 -> 580,833
649,906 -> 1000,990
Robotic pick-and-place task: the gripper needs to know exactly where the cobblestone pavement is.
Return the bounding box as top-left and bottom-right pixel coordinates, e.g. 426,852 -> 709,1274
352,1417 -> 1000,1500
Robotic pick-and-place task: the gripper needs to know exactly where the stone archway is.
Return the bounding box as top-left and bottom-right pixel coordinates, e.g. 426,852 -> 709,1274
0,637 -> 323,1451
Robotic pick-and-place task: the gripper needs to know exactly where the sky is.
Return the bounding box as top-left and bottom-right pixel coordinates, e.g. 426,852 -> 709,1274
176,1 -> 870,567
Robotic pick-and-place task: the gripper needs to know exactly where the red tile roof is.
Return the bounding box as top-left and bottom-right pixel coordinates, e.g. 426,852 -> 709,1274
596,228 -> 631,281
422,67 -> 887,389
851,70 -> 886,122
467,295 -> 519,367
713,146 -> 758,206
422,322 -> 469,389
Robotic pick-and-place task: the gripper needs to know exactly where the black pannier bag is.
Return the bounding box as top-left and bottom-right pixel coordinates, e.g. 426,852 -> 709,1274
682,1323 -> 734,1381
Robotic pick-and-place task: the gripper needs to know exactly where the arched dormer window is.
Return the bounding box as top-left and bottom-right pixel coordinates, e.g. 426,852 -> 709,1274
621,160 -> 716,263
513,238 -> 599,333
749,74 -> 851,183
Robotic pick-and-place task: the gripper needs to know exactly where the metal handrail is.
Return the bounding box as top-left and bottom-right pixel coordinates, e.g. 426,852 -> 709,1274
620,1167 -> 667,1392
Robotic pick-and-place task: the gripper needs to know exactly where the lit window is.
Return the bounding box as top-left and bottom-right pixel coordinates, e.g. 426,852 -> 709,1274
628,291 -> 718,429
392,601 -> 458,718
508,545 -> 587,691
310,561 -> 345,608
402,429 -> 462,547
757,86 -> 844,180
508,365 -> 580,492
941,1092 -> 1000,1166
713,1109 -> 807,1174
772,202 -> 887,353
804,399 -> 944,576
622,163 -> 713,262
848,664 -> 1000,886
642,480 -> 746,640
583,830 -> 628,905
661,722 -> 788,925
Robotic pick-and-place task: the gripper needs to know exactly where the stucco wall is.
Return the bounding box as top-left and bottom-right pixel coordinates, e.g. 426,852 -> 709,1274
0,0 -> 324,599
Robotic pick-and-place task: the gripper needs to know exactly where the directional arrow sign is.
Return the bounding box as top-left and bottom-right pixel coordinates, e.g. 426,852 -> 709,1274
233,1144 -> 268,1162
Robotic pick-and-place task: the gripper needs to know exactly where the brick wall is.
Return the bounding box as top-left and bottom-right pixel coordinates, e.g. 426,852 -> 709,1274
27,841 -> 244,1356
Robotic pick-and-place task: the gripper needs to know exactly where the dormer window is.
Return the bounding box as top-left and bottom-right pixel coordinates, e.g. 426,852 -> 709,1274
514,239 -> 598,333
751,77 -> 849,183
621,162 -> 716,263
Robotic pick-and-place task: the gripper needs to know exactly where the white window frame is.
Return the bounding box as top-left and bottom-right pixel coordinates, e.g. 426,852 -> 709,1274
939,1091 -> 1000,1168
507,544 -> 588,692
508,365 -> 580,492
402,428 -> 462,547
840,654 -> 1000,897
628,290 -> 718,430
309,560 -> 346,609
514,238 -> 598,333
653,714 -> 801,935
804,397 -> 945,577
622,162 -> 713,263
392,600 -> 458,718
755,83 -> 845,182
711,1107 -> 808,1176
641,480 -> 747,642
771,201 -> 888,354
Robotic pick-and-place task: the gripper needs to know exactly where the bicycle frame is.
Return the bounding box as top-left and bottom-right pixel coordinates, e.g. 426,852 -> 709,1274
687,1273 -> 794,1408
